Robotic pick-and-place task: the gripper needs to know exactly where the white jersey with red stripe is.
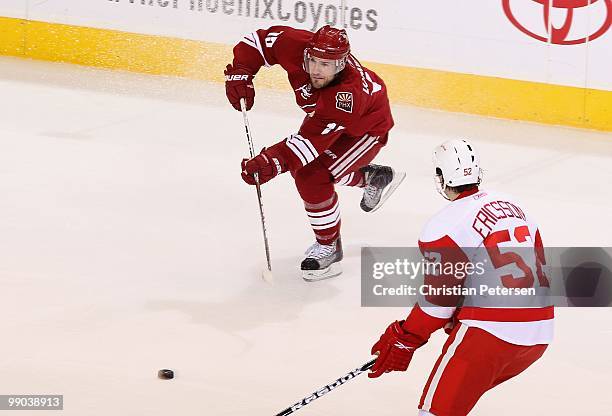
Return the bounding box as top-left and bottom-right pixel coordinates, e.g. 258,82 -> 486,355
417,188 -> 554,346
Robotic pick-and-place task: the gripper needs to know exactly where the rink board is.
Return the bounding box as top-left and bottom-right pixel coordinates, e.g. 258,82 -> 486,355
0,2 -> 611,131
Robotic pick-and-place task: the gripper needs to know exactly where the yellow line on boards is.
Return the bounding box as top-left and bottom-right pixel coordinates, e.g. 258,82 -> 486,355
1,16 -> 610,131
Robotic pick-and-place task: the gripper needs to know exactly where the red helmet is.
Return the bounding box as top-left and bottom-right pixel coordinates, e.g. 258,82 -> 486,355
307,25 -> 350,60
304,25 -> 350,75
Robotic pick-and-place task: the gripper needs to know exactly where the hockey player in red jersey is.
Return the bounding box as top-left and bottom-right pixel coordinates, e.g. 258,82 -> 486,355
369,139 -> 553,415
225,25 -> 404,281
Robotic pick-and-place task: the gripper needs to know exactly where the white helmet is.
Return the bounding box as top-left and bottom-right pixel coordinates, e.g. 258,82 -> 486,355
432,139 -> 482,199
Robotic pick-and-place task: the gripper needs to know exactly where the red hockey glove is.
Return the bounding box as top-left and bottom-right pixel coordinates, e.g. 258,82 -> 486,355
224,64 -> 255,111
369,321 -> 427,379
241,148 -> 285,185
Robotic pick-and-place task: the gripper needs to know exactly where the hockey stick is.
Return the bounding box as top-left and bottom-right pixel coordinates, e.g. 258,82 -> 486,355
240,98 -> 273,277
273,358 -> 376,416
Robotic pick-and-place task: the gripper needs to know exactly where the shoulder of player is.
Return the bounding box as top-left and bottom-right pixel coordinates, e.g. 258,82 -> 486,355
419,207 -> 458,244
419,196 -> 484,244
263,25 -> 312,46
421,189 -> 538,244
477,189 -> 534,220
495,190 -> 537,225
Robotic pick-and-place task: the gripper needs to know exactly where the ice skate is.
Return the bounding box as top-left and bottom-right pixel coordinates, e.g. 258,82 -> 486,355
301,238 -> 343,281
360,164 -> 406,213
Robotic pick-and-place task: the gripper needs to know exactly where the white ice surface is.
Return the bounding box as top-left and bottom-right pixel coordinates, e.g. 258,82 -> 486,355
0,56 -> 611,415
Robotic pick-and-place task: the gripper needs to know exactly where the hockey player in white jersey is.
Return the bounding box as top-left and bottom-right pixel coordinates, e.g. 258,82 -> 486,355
368,139 -> 553,416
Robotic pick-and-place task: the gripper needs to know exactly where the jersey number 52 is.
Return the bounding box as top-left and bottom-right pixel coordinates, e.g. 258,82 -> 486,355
484,225 -> 550,289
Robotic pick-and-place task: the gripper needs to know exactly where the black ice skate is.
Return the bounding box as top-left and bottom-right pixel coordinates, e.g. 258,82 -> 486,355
360,164 -> 406,213
301,238 -> 343,281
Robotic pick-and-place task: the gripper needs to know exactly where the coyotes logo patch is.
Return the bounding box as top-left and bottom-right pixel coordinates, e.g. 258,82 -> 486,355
335,92 -> 353,113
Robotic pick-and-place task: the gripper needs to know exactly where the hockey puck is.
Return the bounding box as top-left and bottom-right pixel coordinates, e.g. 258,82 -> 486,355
158,369 -> 174,379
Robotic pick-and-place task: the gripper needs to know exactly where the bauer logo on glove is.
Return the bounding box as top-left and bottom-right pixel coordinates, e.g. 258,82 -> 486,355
224,64 -> 255,111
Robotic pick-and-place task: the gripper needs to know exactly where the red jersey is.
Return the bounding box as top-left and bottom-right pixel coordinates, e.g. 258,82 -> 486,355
231,26 -> 394,170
